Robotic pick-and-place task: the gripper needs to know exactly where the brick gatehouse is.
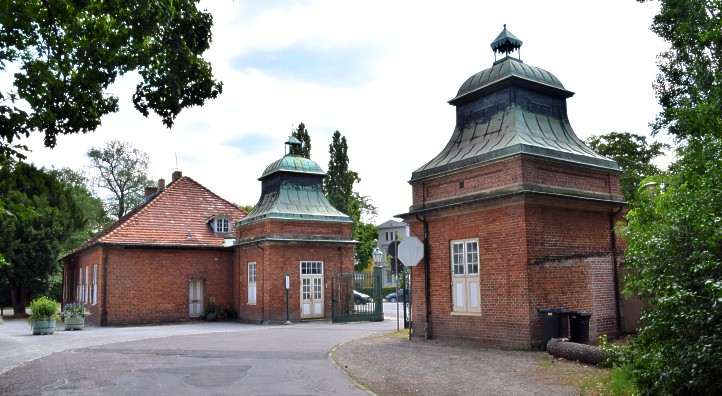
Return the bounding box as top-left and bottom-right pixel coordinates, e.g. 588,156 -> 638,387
399,26 -> 625,348
61,138 -> 354,325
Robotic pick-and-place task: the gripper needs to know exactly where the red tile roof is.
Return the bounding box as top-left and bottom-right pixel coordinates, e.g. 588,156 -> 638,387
65,176 -> 245,256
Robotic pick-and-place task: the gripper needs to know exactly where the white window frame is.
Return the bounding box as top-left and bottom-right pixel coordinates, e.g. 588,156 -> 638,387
215,217 -> 229,233
77,267 -> 83,303
247,262 -> 257,305
450,239 -> 480,314
84,266 -> 89,304
91,264 -> 98,305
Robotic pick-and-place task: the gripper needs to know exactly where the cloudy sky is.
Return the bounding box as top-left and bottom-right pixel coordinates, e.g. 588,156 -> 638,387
19,0 -> 669,222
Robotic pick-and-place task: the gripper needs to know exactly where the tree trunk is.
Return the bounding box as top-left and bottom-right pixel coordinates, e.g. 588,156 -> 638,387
9,285 -> 28,316
546,338 -> 604,365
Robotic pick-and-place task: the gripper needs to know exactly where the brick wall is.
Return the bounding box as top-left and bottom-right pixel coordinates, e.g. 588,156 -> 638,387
238,219 -> 352,240
103,247 -> 234,325
410,155 -> 623,209
405,154 -> 623,348
407,198 -> 533,348
236,243 -> 354,323
62,246 -> 103,325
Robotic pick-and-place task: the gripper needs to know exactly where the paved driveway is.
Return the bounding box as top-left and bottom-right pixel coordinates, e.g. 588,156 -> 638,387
0,319 -> 393,395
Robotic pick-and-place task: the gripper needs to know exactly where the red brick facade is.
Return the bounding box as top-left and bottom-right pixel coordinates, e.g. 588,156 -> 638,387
404,155 -> 625,348
61,168 -> 355,326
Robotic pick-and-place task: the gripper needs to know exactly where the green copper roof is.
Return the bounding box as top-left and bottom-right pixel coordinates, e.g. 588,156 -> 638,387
260,155 -> 325,180
451,57 -> 568,104
239,182 -> 351,224
412,105 -> 618,181
241,139 -> 352,225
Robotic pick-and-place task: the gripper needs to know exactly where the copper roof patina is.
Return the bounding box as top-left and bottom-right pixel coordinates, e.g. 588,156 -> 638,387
240,138 -> 351,225
411,26 -> 619,182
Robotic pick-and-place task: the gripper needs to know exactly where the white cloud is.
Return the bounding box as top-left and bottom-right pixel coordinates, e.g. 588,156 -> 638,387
20,0 -> 669,222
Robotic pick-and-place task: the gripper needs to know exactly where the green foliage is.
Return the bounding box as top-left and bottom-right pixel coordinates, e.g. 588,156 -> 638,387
324,131 -> 357,214
237,204 -> 255,214
624,1 -> 722,394
290,122 -> 312,158
624,139 -> 722,395
0,0 -> 222,160
347,193 -> 378,271
586,132 -> 668,201
28,296 -> 59,321
0,161 -> 85,311
324,131 -> 378,270
597,335 -> 629,369
49,168 -> 110,255
88,140 -> 151,219
60,303 -> 88,319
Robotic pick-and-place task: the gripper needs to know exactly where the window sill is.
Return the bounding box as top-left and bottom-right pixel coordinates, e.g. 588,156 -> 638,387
450,311 -> 481,317
247,302 -> 256,305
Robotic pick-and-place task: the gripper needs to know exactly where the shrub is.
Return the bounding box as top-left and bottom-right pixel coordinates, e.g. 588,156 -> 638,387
28,296 -> 59,321
60,303 -> 88,319
597,335 -> 628,368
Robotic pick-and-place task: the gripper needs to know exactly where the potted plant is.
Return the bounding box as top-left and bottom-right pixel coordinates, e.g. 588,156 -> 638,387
204,302 -> 218,321
29,296 -> 59,335
61,303 -> 89,330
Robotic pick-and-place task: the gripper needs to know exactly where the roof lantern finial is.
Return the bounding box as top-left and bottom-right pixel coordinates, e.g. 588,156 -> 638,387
490,24 -> 523,61
284,135 -> 302,156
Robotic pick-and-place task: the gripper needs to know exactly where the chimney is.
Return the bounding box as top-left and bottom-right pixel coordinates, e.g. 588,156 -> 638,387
172,170 -> 182,182
157,178 -> 166,191
144,186 -> 158,200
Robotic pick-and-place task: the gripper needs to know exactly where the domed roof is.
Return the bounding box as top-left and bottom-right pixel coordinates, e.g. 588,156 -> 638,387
451,56 -> 568,104
260,155 -> 325,179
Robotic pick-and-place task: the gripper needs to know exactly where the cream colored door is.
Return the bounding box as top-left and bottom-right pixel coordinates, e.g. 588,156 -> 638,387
189,279 -> 203,317
300,261 -> 324,318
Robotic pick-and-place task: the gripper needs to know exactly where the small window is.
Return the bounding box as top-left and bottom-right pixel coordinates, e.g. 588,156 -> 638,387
300,261 -> 323,275
92,264 -> 98,305
247,262 -> 256,304
214,217 -> 229,233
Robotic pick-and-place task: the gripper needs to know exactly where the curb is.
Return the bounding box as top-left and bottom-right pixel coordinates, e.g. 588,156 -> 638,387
329,338 -> 378,396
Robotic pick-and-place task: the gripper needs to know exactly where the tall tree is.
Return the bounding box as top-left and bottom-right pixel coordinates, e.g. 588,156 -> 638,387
586,132 -> 668,201
88,140 -> 151,219
624,1 -> 722,394
291,123 -> 312,158
49,168 -> 109,255
0,161 -> 84,312
0,0 -> 223,160
324,131 -> 357,214
324,130 -> 378,269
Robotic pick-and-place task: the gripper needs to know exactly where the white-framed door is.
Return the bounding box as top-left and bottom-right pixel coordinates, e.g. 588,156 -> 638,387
188,279 -> 204,318
300,261 -> 324,319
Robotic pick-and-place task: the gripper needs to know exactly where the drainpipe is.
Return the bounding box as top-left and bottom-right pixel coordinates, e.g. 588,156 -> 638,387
415,213 -> 432,339
609,207 -> 623,336
101,248 -> 109,326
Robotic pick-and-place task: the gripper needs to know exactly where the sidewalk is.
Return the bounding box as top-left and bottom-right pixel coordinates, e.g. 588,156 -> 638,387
332,332 -> 600,396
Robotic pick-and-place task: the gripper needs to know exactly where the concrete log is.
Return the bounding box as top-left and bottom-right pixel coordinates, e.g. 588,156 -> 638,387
546,338 -> 604,365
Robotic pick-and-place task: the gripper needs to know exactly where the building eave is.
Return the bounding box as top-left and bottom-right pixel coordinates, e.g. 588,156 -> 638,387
397,185 -> 626,219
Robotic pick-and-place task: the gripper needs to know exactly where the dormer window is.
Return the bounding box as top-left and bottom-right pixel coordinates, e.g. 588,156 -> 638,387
212,216 -> 230,233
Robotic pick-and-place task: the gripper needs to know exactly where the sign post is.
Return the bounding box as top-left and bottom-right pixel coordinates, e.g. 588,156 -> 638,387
284,273 -> 290,324
397,237 -> 424,338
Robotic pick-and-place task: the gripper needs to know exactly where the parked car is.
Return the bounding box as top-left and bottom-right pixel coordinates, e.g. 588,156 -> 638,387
353,290 -> 372,304
385,291 -> 407,302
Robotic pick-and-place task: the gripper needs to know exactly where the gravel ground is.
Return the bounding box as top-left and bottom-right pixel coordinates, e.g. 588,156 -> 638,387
332,332 -> 592,396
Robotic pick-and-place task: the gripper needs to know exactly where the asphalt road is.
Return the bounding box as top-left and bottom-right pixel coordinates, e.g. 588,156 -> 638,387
0,320 -> 394,395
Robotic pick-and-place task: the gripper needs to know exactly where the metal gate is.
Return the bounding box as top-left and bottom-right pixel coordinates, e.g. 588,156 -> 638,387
332,268 -> 383,323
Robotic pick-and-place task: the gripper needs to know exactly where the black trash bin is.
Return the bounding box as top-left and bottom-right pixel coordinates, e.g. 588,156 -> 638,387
569,311 -> 592,344
538,308 -> 564,349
